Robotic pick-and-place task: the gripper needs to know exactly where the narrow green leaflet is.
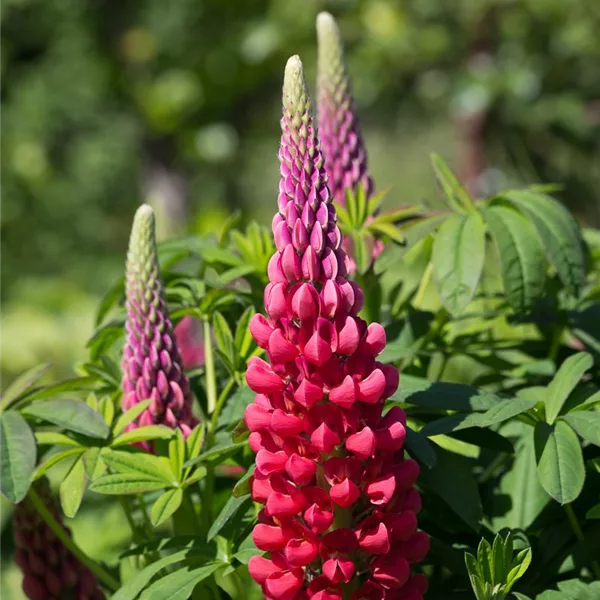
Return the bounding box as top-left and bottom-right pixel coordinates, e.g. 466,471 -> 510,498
83,447 -> 107,480
23,398 -> 110,439
113,399 -> 152,436
545,352 -> 592,424
33,447 -> 86,480
233,464 -> 255,497
112,425 -> 175,447
534,421 -> 585,504
484,205 -> 546,311
431,153 -> 475,213
420,396 -> 538,437
0,410 -> 37,502
111,548 -> 192,600
101,449 -> 176,484
419,445 -> 482,531
207,494 -> 252,541
0,363 -> 52,410
493,428 -> 548,530
432,213 -> 485,315
502,190 -> 586,297
562,411 -> 600,446
90,474 -> 169,495
139,562 -> 223,600
35,431 -> 81,447
151,488 -> 184,526
389,375 -> 503,412
18,376 -> 99,404
60,455 -> 86,518
404,427 -> 437,469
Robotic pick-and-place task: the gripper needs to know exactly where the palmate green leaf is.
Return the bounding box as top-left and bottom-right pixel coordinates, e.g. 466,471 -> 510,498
561,411 -> 600,446
151,488 -> 184,526
432,213 -> 486,315
420,396 -> 538,437
545,352 -> 592,424
0,363 -> 52,410
534,421 -> 585,504
484,205 -> 546,312
95,277 -> 124,326
139,561 -> 223,600
207,494 -> 252,541
60,455 -> 86,518
501,190 -> 586,297
23,398 -> 110,439
0,411 -> 37,503
389,374 -> 503,412
112,425 -> 176,447
419,445 -> 482,531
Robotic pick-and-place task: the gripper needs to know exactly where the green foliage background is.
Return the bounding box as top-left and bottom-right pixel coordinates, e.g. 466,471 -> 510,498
1,0 -> 600,598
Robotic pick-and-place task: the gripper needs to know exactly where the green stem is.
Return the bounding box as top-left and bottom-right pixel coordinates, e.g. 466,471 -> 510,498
564,503 -> 600,579
203,319 -> 218,415
29,487 -> 120,592
210,377 -> 235,433
118,496 -> 142,544
137,494 -> 154,540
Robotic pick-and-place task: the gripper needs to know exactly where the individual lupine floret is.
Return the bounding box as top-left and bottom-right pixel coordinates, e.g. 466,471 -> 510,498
13,478 -> 105,600
121,204 -> 197,442
245,55 -> 428,600
316,11 -> 374,206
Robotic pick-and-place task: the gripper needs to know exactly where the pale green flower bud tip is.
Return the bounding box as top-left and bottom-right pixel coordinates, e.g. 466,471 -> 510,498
316,11 -> 339,43
283,55 -> 310,118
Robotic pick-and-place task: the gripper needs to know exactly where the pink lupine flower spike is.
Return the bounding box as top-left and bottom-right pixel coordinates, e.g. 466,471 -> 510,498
245,55 -> 428,600
121,204 -> 197,447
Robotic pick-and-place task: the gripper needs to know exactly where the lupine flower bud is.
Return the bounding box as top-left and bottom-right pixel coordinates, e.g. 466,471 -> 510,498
13,478 -> 105,600
317,12 -> 374,206
121,204 -> 197,444
245,56 -> 428,600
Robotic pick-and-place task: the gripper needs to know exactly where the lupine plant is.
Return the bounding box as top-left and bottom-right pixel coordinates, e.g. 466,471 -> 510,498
1,12 -> 600,600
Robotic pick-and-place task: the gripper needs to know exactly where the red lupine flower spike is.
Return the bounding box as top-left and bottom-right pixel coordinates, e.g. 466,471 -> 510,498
245,55 -> 427,600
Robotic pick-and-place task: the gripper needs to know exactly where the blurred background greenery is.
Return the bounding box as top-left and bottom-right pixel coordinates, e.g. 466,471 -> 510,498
1,0 -> 599,595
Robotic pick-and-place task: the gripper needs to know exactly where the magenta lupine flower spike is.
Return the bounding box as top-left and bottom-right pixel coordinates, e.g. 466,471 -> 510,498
13,478 -> 105,600
317,12 -> 374,206
245,56 -> 428,600
121,204 -> 197,443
